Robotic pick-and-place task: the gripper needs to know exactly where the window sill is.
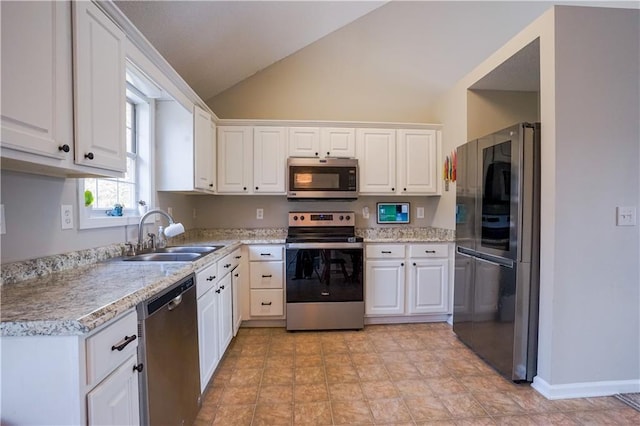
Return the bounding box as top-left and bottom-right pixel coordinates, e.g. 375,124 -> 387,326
78,211 -> 141,230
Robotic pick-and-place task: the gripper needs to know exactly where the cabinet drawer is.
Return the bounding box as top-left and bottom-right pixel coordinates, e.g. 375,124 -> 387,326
366,244 -> 405,259
250,261 -> 284,289
86,310 -> 138,386
408,244 -> 448,258
218,248 -> 243,277
248,245 -> 283,261
250,289 -> 284,316
196,261 -> 219,298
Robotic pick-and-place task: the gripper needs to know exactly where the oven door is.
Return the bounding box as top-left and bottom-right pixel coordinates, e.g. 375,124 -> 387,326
285,242 -> 363,303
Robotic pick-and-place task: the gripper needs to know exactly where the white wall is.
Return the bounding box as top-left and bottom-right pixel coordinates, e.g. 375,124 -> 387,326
436,5 -> 639,397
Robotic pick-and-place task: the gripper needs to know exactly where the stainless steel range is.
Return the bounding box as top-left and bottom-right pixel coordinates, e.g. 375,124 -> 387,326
285,211 -> 364,330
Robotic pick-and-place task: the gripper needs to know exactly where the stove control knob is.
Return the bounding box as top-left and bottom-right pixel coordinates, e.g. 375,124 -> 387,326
293,215 -> 298,221
346,215 -> 351,221
339,215 -> 344,221
300,215 -> 305,221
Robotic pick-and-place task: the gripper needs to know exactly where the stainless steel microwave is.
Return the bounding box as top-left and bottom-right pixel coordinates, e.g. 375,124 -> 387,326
287,157 -> 358,200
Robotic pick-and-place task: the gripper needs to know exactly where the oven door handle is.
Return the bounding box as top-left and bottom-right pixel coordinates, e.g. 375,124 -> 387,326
286,242 -> 364,249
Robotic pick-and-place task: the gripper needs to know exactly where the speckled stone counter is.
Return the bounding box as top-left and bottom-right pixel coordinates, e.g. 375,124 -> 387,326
1,226 -> 452,337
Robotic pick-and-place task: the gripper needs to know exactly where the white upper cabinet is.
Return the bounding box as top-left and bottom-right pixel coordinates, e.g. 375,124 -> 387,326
253,127 -> 286,194
356,128 -> 397,194
73,1 -> 126,173
398,129 -> 440,195
217,126 -> 253,193
193,106 -> 214,192
321,128 -> 356,158
288,127 -> 355,158
0,1 -> 76,174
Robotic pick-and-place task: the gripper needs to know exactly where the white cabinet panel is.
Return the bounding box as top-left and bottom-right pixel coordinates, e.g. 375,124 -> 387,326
217,274 -> 233,352
398,129 -> 439,194
253,127 -> 286,193
197,286 -> 219,393
356,129 -> 396,194
73,1 -> 126,172
217,126 -> 252,193
250,262 -> 284,289
288,127 -> 320,157
408,259 -> 449,314
87,354 -> 140,426
194,106 -> 214,191
365,260 -> 405,315
250,289 -> 284,316
232,266 -> 243,336
321,128 -> 356,158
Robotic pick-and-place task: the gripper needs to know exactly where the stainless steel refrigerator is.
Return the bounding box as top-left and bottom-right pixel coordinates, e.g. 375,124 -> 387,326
453,122 -> 540,382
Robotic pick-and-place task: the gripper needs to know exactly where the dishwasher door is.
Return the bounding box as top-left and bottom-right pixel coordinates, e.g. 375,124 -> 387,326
138,273 -> 201,426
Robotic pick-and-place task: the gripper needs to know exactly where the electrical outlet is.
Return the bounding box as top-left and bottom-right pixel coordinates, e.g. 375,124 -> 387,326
256,208 -> 264,220
61,204 -> 73,230
167,207 -> 173,216
362,207 -> 370,219
617,206 -> 637,226
417,207 -> 425,219
0,204 -> 6,235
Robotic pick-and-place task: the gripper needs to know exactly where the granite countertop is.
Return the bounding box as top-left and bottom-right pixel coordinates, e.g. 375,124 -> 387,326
0,227 -> 452,337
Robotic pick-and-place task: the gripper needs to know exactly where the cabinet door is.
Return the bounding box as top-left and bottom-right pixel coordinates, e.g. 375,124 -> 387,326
217,274 -> 233,354
398,129 -> 439,194
408,259 -> 449,314
197,288 -> 219,393
288,127 -> 320,157
217,126 -> 252,193
87,354 -> 140,426
193,106 -> 214,191
365,260 -> 405,315
321,128 -> 355,158
1,1 -> 73,162
253,127 -> 286,193
356,129 -> 396,194
73,1 -> 126,173
232,267 -> 242,336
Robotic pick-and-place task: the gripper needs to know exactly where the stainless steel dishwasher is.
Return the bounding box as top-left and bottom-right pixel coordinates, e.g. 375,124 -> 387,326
137,273 -> 201,426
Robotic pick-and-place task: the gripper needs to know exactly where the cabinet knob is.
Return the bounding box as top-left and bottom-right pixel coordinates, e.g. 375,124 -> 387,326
84,152 -> 94,160
315,152 -> 319,156
401,262 -> 404,266
243,186 -> 247,191
326,152 -> 330,156
404,188 -> 407,191
133,363 -> 144,373
255,186 -> 259,190
413,262 -> 417,266
220,285 -> 225,289
235,255 -> 242,259
209,183 -> 213,187
58,144 -> 70,153
391,187 -> 395,191
234,273 -> 239,277
215,289 -> 221,294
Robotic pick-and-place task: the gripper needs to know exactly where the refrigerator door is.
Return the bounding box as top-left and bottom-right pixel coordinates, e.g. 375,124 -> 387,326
453,248 -> 475,347
455,141 -> 477,251
476,124 -> 524,261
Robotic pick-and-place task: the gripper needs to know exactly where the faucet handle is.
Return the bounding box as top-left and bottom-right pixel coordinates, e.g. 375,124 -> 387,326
147,232 -> 157,250
124,242 -> 136,256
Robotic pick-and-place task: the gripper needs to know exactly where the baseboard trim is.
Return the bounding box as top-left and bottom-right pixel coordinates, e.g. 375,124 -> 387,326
532,376 -> 640,400
365,314 -> 450,325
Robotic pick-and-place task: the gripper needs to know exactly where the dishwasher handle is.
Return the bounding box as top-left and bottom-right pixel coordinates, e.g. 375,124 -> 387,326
167,294 -> 183,311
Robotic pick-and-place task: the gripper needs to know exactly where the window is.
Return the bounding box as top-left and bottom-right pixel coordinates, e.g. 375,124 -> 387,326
78,74 -> 153,229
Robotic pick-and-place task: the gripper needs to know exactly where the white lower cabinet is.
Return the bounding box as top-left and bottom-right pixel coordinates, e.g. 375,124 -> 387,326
232,265 -> 242,336
217,273 -> 233,352
196,261 -> 220,394
87,353 -> 140,426
248,245 -> 284,318
365,243 -> 451,320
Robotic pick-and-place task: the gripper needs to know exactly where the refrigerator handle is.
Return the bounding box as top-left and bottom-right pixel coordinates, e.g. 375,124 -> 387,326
475,256 -> 503,267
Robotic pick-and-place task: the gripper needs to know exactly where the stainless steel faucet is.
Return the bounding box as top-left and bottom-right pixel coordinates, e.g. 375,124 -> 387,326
137,209 -> 184,251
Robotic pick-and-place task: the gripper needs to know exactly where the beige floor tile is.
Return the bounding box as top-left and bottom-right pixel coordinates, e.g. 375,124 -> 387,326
414,360 -> 449,378
295,383 -> 329,402
296,354 -> 324,367
438,393 -> 488,418
212,403 -> 254,425
585,396 -> 630,409
572,408 -> 640,425
219,385 -> 259,405
527,412 -> 582,425
324,353 -> 352,365
234,355 -> 266,369
330,400 -> 373,424
506,388 -> 559,413
266,354 -> 294,367
404,395 -> 451,421
492,415 -> 539,425
258,384 -> 294,404
355,363 -> 390,382
379,350 -> 409,363
405,349 -> 439,363
360,380 -> 399,400
326,364 -> 359,383
454,417 -> 497,425
296,342 -> 323,355
373,340 -> 403,352
228,367 -> 262,386
202,385 -> 225,406
396,337 -> 425,351
322,340 -> 349,353
252,402 -> 293,426
427,376 -> 469,394
329,382 -> 364,401
262,366 -> 294,385
350,352 -> 381,366
549,397 -> 596,412
346,340 -> 375,353
443,358 -> 484,377
394,378 -> 432,397
295,366 -> 326,384
194,402 -> 217,424
240,343 -> 269,357
367,398 -> 413,423
473,392 -> 525,416
293,401 -> 333,424
385,361 -> 422,380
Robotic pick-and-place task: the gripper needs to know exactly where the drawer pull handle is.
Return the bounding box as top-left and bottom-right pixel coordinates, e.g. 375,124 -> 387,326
262,274 -> 272,278
215,289 -> 221,294
260,253 -> 271,256
133,363 -> 144,373
381,251 -> 392,254
234,273 -> 239,277
220,285 -> 225,290
112,335 -> 137,352
224,263 -> 231,268
235,255 -> 242,259
425,250 -> 436,254
261,301 -> 272,306
206,275 -> 216,281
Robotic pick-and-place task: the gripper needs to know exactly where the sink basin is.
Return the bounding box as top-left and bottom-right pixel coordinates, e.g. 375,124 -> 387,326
123,252 -> 203,262
155,246 -> 223,254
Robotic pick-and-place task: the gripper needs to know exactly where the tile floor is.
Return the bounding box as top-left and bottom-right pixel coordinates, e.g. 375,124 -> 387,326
194,323 -> 640,425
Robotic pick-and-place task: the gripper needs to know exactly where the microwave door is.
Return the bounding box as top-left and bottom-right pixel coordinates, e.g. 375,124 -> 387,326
476,124 -> 523,261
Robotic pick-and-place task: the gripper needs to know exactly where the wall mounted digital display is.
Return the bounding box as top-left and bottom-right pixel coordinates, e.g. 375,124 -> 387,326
377,202 -> 410,224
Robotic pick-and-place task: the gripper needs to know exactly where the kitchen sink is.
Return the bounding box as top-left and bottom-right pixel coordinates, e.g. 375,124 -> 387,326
122,245 -> 224,262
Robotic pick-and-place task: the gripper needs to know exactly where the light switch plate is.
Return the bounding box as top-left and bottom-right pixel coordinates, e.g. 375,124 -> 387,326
362,207 -> 370,219
61,204 -> 73,230
616,206 -> 637,226
0,204 -> 6,235
416,207 -> 425,219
